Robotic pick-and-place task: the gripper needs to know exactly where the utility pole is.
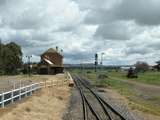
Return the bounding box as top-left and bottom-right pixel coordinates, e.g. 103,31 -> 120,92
80,62 -> 85,77
95,53 -> 98,85
95,53 -> 98,72
100,52 -> 105,72
26,55 -> 32,77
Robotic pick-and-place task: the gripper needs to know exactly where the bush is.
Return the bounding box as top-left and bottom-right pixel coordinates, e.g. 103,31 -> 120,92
98,74 -> 108,79
87,71 -> 92,74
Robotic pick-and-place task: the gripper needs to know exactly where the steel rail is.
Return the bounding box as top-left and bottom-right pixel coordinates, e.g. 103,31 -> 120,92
76,76 -> 112,120
76,75 -> 126,120
73,76 -> 100,120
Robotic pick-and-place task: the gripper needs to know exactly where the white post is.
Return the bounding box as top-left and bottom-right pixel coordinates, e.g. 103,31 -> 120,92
51,80 -> 53,86
13,81 -> 16,89
11,90 -> 14,103
52,80 -> 54,96
45,80 -> 46,88
25,86 -> 27,97
30,84 -> 32,95
19,80 -> 21,100
57,77 -> 58,86
2,92 -> 4,108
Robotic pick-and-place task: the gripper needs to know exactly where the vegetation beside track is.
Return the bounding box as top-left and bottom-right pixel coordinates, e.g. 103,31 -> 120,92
107,70 -> 160,86
70,69 -> 160,116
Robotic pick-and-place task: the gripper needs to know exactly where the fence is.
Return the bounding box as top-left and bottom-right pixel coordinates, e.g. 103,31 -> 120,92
0,83 -> 41,108
0,73 -> 70,108
66,72 -> 72,80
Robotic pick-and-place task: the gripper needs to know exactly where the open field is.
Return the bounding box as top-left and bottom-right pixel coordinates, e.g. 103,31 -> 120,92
0,74 -> 71,120
107,70 -> 160,86
70,69 -> 160,119
70,69 -> 160,86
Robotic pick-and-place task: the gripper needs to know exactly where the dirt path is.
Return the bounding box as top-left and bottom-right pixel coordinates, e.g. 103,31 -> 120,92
0,74 -> 71,120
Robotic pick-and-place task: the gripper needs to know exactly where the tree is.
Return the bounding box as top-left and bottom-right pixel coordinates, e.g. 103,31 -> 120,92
1,42 -> 23,74
135,61 -> 149,72
155,61 -> 160,71
0,40 -> 4,74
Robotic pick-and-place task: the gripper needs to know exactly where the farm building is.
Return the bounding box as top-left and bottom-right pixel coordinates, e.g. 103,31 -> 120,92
38,48 -> 64,74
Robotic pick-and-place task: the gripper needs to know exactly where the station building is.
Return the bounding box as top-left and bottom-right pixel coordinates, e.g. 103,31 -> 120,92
38,48 -> 64,74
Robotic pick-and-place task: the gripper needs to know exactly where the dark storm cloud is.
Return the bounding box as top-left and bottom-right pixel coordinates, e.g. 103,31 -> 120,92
64,51 -> 94,61
6,7 -> 45,30
10,16 -> 44,30
94,22 -> 131,40
83,0 -> 160,26
63,40 -> 108,62
56,25 -> 77,32
147,41 -> 160,50
114,0 -> 160,26
0,0 -> 7,6
125,47 -> 152,56
1,31 -> 33,48
84,10 -> 114,25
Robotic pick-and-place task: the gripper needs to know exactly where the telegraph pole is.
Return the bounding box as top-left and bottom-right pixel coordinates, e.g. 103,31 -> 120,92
95,53 -> 98,85
26,55 -> 32,77
100,52 -> 105,72
95,53 -> 98,72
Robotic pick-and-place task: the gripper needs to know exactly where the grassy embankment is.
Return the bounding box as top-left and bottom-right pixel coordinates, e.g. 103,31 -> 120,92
70,69 -> 160,116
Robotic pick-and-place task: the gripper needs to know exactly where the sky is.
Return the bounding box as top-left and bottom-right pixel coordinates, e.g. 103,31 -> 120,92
0,0 -> 160,65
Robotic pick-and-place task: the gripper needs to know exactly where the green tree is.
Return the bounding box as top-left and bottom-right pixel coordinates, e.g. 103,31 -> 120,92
0,40 -> 4,74
135,61 -> 149,72
155,61 -> 160,71
1,42 -> 23,74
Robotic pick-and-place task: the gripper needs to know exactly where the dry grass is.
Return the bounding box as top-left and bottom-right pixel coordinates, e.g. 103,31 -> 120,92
0,74 -> 71,120
103,88 -> 160,120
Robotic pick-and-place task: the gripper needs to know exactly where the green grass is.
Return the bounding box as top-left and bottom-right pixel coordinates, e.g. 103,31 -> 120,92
70,68 -> 160,115
70,68 -> 160,86
107,70 -> 160,86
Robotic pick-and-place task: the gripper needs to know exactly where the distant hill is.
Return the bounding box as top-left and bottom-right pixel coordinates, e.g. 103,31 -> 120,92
64,64 -> 133,69
64,63 -> 95,68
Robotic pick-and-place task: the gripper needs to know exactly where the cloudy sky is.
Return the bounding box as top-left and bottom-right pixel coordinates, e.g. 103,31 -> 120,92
0,0 -> 160,65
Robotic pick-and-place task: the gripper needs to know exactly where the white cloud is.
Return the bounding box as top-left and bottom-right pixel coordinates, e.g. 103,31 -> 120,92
0,0 -> 160,65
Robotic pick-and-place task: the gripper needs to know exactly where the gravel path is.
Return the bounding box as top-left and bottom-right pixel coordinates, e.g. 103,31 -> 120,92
63,87 -> 83,120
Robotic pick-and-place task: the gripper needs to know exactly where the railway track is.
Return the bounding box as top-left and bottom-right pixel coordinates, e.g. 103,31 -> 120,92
73,75 -> 127,120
